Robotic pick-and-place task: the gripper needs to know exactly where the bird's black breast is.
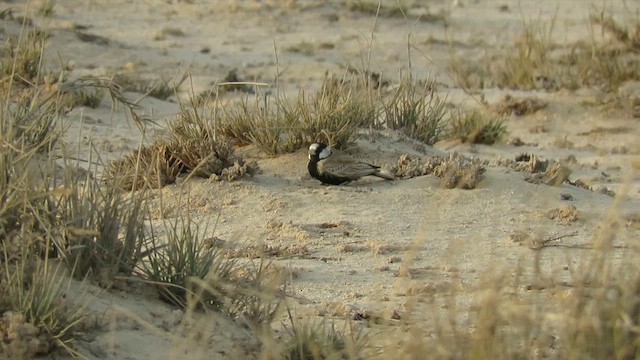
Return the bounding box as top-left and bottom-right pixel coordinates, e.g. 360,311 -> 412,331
308,158 -> 351,185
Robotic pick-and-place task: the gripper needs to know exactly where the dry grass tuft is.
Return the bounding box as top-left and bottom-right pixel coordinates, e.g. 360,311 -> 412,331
105,98 -> 259,190
434,154 -> 486,189
211,74 -> 377,155
168,102 -> 260,178
140,216 -> 236,309
105,142 -> 184,191
0,28 -> 47,84
279,309 -> 368,360
383,75 -> 448,145
227,243 -> 311,259
449,11 -> 640,91
49,167 -> 149,286
111,73 -> 185,100
295,75 -> 377,149
1,259 -> 85,357
449,109 -> 507,145
223,260 -> 286,331
508,153 -> 573,186
390,154 -> 443,179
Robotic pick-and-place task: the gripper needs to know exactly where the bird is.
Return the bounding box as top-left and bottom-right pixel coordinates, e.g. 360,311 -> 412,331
307,143 -> 395,185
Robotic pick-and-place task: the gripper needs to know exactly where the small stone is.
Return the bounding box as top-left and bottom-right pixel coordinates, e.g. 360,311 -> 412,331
560,193 -> 574,201
388,256 -> 401,263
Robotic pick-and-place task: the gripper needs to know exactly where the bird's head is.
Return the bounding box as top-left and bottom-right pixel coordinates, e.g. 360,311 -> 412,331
308,143 -> 332,160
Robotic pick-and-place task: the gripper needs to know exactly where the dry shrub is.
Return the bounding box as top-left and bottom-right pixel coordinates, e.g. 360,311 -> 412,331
391,153 -> 485,189
279,310 -> 368,360
0,28 -> 47,84
140,216 -> 236,308
223,260 -> 286,331
105,142 -> 184,191
105,100 -> 259,190
49,168 -> 149,285
449,109 -> 507,145
295,75 -> 377,149
449,11 -> 640,91
382,75 -> 448,145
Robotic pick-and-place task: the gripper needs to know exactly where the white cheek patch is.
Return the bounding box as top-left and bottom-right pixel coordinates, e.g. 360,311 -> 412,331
309,143 -> 320,154
318,147 -> 332,160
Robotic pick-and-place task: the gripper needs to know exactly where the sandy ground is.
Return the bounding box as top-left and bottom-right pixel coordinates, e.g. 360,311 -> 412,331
3,0 -> 639,358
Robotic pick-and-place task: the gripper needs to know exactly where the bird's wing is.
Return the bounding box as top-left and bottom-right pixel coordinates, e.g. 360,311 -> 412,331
319,154 -> 379,180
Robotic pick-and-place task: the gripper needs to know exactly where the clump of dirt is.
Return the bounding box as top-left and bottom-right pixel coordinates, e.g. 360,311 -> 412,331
211,159 -> 260,181
495,153 -> 573,187
565,178 -> 616,197
514,153 -> 549,173
493,95 -> 546,116
0,312 -> 51,358
391,153 -> 485,189
546,205 -> 580,224
390,154 -> 441,179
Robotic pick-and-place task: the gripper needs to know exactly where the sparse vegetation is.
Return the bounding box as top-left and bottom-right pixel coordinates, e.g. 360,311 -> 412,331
449,10 -> 640,91
65,87 -> 103,108
38,0 -> 55,17
285,41 -> 316,56
0,28 -> 47,84
210,74 -> 378,155
49,167 -> 149,285
449,109 -> 507,145
383,75 -> 448,145
223,259 -> 285,331
280,310 -> 368,360
1,255 -> 85,357
140,216 -> 236,308
0,2 -> 638,359
111,73 -> 184,100
104,97 -> 259,190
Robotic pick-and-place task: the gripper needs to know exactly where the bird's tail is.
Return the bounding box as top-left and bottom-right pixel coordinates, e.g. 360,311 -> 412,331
374,170 -> 395,180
